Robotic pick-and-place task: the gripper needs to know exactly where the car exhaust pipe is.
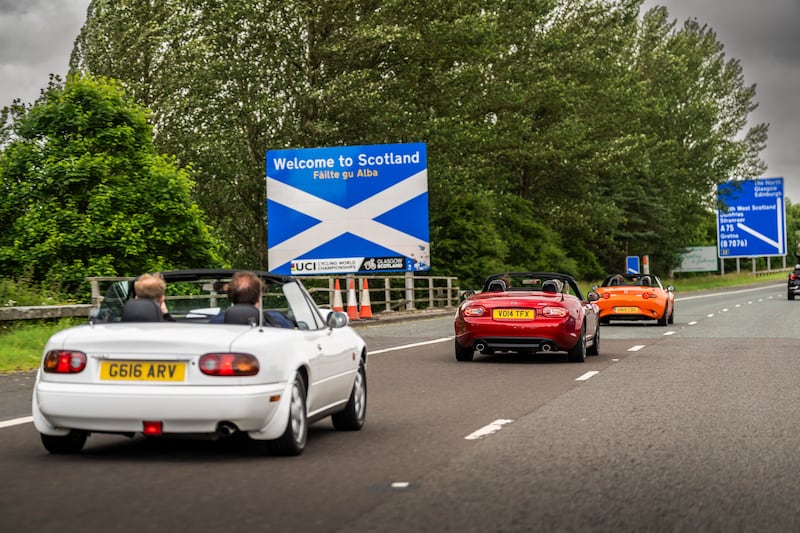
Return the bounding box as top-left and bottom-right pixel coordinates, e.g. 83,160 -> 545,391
218,422 -> 238,437
475,343 -> 486,353
540,343 -> 552,352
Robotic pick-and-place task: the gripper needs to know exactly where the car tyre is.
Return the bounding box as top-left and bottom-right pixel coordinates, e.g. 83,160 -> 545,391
668,307 -> 674,324
657,308 -> 668,326
41,430 -> 87,454
455,339 -> 474,362
267,374 -> 307,456
567,325 -> 586,363
587,326 -> 599,356
789,292 -> 795,301
332,362 -> 367,431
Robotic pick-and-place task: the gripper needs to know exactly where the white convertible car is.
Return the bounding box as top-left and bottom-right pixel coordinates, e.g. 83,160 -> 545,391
32,269 -> 367,456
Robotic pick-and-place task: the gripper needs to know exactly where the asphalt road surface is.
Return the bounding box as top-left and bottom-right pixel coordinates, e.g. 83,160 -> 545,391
2,282 -> 799,532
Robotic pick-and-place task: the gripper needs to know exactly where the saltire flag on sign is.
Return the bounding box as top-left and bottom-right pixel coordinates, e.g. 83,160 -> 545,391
266,142 -> 429,275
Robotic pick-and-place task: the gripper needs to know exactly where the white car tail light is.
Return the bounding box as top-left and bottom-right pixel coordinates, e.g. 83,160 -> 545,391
199,353 -> 259,376
43,350 -> 87,374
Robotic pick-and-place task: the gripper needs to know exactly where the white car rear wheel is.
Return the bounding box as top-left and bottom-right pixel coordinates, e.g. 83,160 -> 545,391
266,375 -> 307,456
331,362 -> 367,431
41,430 -> 87,454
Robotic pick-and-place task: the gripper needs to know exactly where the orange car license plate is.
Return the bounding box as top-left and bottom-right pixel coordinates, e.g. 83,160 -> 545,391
100,361 -> 186,382
493,309 -> 534,320
614,306 -> 639,314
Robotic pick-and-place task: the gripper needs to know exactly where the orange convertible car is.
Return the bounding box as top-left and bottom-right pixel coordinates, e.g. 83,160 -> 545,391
594,274 -> 675,326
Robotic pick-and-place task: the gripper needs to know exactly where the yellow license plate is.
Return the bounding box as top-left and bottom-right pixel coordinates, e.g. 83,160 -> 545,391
100,361 -> 186,382
614,306 -> 639,314
493,309 -> 534,320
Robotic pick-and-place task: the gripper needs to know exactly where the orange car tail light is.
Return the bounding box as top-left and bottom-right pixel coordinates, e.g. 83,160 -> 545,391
199,353 -> 260,376
43,350 -> 87,374
541,306 -> 568,318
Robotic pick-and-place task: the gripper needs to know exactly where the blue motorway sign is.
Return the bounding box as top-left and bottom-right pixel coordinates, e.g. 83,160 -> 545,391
716,177 -> 786,258
626,256 -> 640,274
266,142 -> 429,275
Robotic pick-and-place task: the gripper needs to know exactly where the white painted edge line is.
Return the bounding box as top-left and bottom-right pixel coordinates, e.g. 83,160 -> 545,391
465,419 -> 514,440
688,321 -> 698,325
663,330 -> 676,336
0,416 -> 33,429
675,284 -> 782,301
628,345 -> 645,352
576,371 -> 599,381
369,337 -> 453,355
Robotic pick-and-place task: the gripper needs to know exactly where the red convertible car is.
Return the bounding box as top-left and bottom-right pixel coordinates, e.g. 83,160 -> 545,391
454,272 -> 600,363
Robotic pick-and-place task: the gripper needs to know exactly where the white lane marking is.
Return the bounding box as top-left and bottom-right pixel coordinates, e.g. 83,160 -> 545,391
675,284 -> 783,301
0,416 -> 33,429
629,345 -> 645,352
663,331 -> 676,336
391,482 -> 410,489
612,358 -> 620,362
722,308 -> 729,312
465,419 -> 513,440
688,321 -> 698,325
707,314 -> 715,318
368,337 -> 452,355
576,371 -> 599,381
735,304 -> 741,308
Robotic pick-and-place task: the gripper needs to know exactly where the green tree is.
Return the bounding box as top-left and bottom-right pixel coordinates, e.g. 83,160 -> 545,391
0,74 -> 223,297
67,0 -> 768,282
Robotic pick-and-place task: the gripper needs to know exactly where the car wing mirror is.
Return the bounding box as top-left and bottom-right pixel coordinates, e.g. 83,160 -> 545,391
325,311 -> 349,329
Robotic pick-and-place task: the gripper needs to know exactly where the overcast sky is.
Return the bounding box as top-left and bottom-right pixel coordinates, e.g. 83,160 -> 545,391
1,0 -> 798,199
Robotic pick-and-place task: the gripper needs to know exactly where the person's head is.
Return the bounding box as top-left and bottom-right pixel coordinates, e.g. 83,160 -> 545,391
134,273 -> 166,301
228,271 -> 263,306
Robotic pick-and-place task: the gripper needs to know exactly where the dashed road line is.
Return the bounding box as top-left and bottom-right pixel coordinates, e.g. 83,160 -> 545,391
465,419 -> 513,440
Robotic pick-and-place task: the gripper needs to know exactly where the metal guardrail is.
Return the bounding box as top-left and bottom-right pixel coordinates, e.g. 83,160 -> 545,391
0,304 -> 94,321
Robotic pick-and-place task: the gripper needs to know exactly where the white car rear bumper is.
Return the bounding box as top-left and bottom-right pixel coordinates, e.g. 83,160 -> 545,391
33,380 -> 291,438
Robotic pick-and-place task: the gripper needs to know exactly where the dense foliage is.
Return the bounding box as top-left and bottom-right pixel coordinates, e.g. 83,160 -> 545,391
0,75 -> 223,297
4,0 -> 771,288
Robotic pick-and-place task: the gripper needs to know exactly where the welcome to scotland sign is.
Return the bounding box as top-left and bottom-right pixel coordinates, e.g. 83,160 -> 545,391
266,142 -> 430,275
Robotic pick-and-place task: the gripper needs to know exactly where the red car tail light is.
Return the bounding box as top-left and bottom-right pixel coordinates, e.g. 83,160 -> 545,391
602,293 -> 611,299
541,306 -> 568,318
791,274 -> 799,281
642,293 -> 651,299
463,305 -> 487,317
199,353 -> 260,376
43,350 -> 87,374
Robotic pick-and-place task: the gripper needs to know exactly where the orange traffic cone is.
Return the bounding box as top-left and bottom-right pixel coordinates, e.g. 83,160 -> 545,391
346,279 -> 360,320
332,279 -> 344,312
359,278 -> 374,319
